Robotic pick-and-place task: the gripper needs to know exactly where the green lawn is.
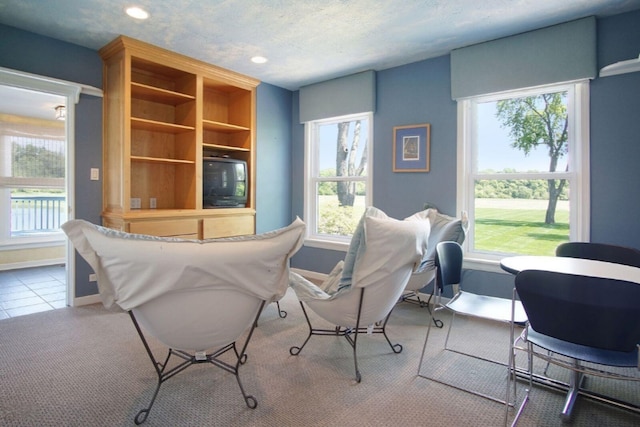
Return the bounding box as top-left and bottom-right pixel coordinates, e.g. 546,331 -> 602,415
317,196 -> 569,256
474,205 -> 569,256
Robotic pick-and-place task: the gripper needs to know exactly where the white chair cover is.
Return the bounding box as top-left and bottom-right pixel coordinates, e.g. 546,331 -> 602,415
289,208 -> 430,328
403,209 -> 468,293
63,218 -> 305,351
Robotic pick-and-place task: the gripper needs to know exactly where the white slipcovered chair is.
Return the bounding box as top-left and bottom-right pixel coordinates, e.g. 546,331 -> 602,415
288,207 -> 430,382
400,208 -> 468,326
62,218 -> 305,424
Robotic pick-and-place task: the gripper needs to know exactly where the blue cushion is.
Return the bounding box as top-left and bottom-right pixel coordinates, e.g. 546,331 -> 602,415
339,206 -> 387,289
413,209 -> 467,273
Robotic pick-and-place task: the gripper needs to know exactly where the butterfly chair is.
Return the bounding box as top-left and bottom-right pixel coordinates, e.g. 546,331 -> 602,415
289,207 -> 430,382
417,241 -> 528,404
556,241 -> 640,268
400,209 -> 468,328
509,269 -> 640,424
62,218 -> 305,424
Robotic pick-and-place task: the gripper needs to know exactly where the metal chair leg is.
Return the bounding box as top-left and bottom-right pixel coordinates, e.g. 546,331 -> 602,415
128,302 -> 264,424
561,360 -> 585,422
291,289 -> 402,383
276,301 -> 287,318
289,301 -> 314,355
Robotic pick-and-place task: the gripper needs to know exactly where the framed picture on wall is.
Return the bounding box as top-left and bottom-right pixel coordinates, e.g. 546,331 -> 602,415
393,123 -> 430,172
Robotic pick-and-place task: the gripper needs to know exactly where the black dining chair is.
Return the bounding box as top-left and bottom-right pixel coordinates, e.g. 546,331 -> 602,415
556,242 -> 640,268
508,269 -> 640,423
550,243 -> 640,375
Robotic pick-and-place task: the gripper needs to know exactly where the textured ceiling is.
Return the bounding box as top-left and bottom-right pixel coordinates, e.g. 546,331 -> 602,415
1,0 -> 640,90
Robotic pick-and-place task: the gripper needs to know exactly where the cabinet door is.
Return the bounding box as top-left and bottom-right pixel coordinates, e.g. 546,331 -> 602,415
129,219 -> 199,238
202,215 -> 255,239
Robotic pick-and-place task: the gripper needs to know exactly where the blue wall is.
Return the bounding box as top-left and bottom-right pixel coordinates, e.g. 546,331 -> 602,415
590,10 -> 640,246
290,10 -> 640,298
289,55 -> 460,274
2,8 -> 639,300
374,55 -> 457,219
255,83 -> 293,233
0,24 -> 103,298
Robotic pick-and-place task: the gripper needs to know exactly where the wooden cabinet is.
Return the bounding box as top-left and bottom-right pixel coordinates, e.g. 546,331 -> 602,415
99,36 -> 259,238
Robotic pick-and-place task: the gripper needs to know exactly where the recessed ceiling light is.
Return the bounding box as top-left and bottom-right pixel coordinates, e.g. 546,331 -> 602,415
251,56 -> 268,64
126,6 -> 149,20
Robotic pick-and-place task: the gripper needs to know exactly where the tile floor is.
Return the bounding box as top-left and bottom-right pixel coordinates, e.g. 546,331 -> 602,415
0,265 -> 67,320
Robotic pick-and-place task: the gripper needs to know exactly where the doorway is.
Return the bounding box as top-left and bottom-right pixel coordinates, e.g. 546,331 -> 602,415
0,85 -> 67,263
0,66 -> 80,308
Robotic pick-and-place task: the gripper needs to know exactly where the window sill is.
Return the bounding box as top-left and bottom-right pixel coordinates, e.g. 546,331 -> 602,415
303,237 -> 349,252
0,236 -> 65,251
463,256 -> 512,275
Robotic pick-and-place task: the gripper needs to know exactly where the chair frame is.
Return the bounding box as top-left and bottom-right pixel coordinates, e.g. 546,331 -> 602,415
400,289 -> 431,308
290,288 -> 403,383
510,328 -> 640,424
400,289 -> 443,327
507,270 -> 640,425
275,301 -> 287,318
129,301 -> 265,424
418,241 -> 527,408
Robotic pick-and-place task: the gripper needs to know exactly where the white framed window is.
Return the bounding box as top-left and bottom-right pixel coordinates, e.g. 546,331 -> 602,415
457,81 -> 590,269
0,100 -> 67,247
304,112 -> 373,250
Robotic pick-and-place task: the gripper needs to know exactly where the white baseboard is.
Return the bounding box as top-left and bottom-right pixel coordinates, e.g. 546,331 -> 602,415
0,258 -> 65,271
72,294 -> 102,307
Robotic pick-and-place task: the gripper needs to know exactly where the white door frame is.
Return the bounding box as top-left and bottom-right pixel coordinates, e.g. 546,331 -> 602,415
0,66 -> 101,307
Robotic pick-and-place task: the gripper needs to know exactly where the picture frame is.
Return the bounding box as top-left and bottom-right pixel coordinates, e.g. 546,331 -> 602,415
393,123 -> 430,172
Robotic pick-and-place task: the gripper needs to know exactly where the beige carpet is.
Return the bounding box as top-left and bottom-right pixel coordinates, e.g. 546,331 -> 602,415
0,288 -> 638,426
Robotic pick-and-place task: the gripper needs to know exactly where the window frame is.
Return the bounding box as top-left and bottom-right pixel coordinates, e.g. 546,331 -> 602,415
303,111 -> 373,251
1,129 -> 67,245
456,81 -> 590,271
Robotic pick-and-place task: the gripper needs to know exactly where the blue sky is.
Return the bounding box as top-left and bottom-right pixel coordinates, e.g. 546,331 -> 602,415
318,120 -> 368,171
476,100 -> 567,173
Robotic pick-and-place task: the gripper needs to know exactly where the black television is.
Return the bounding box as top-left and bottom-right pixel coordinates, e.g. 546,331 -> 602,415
203,157 -> 247,208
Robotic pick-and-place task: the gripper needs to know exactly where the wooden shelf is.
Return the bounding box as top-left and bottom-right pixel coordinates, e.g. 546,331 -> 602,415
131,82 -> 195,105
131,117 -> 195,133
202,119 -> 250,132
202,143 -> 250,152
131,156 -> 195,164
